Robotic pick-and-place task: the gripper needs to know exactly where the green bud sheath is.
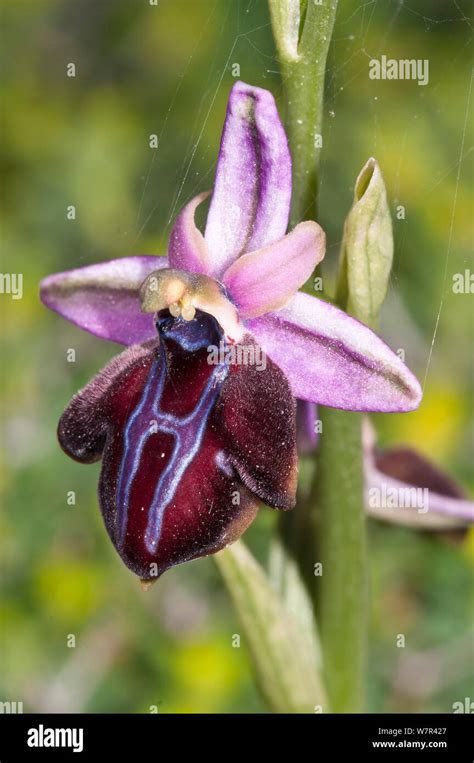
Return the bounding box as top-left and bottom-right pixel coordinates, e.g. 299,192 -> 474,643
336,158 -> 393,328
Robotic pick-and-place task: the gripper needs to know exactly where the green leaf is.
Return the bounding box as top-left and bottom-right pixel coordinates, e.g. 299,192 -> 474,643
336,158 -> 393,328
215,540 -> 326,713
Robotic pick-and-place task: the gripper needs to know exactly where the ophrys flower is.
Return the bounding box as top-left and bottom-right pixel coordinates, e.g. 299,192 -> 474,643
40,82 -> 422,582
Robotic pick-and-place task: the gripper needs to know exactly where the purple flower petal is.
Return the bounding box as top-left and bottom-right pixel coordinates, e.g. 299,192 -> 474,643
247,292 -> 422,412
365,445 -> 474,527
204,81 -> 292,276
168,191 -> 212,275
222,222 -> 325,318
40,256 -> 168,345
296,400 -> 319,454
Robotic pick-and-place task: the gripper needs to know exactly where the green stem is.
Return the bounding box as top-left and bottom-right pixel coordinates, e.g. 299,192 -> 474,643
312,408 -> 367,713
270,0 -> 367,714
269,0 -> 338,224
269,0 -> 339,594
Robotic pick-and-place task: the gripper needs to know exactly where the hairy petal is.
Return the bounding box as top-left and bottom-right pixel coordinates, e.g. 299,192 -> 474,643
212,336 -> 297,510
247,292 -> 422,412
58,341 -> 157,463
168,191 -> 212,275
204,81 -> 292,276
40,256 -> 167,345
223,222 -> 325,319
58,311 -> 297,580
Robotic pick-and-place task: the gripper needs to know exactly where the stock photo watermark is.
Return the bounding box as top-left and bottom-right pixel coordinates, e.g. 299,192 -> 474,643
452,698 -> 474,713
0,701 -> 23,714
368,485 -> 430,513
452,269 -> 473,294
207,340 -> 267,371
0,273 -> 23,300
369,55 -> 429,86
27,724 -> 84,753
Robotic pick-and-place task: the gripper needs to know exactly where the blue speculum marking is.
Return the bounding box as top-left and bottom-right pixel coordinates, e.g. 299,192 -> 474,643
116,313 -> 228,554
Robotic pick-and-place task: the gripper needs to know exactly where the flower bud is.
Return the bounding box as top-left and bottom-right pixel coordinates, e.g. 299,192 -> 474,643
336,158 -> 393,327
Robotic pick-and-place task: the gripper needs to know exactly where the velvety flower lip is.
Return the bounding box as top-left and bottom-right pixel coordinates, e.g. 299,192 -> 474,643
58,310 -> 297,579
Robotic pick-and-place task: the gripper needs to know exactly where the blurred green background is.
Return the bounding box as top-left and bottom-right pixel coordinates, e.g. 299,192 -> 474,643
1,0 -> 472,713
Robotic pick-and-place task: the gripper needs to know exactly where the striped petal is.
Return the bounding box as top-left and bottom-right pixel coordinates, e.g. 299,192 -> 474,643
204,81 -> 291,276
247,292 -> 422,412
40,256 -> 168,345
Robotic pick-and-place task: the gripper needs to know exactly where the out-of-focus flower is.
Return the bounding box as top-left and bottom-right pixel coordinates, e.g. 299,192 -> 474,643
297,401 -> 473,529
363,421 -> 474,529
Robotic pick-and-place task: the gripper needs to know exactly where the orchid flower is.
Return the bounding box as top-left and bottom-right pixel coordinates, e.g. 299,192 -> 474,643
40,81 -> 422,582
297,402 -> 474,529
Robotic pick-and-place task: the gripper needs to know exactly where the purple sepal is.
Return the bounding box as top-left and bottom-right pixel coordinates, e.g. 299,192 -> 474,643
247,292 -> 422,412
204,81 -> 292,277
40,256 -> 168,345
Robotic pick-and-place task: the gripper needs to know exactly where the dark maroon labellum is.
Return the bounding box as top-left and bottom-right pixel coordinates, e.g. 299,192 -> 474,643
58,309 -> 297,580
